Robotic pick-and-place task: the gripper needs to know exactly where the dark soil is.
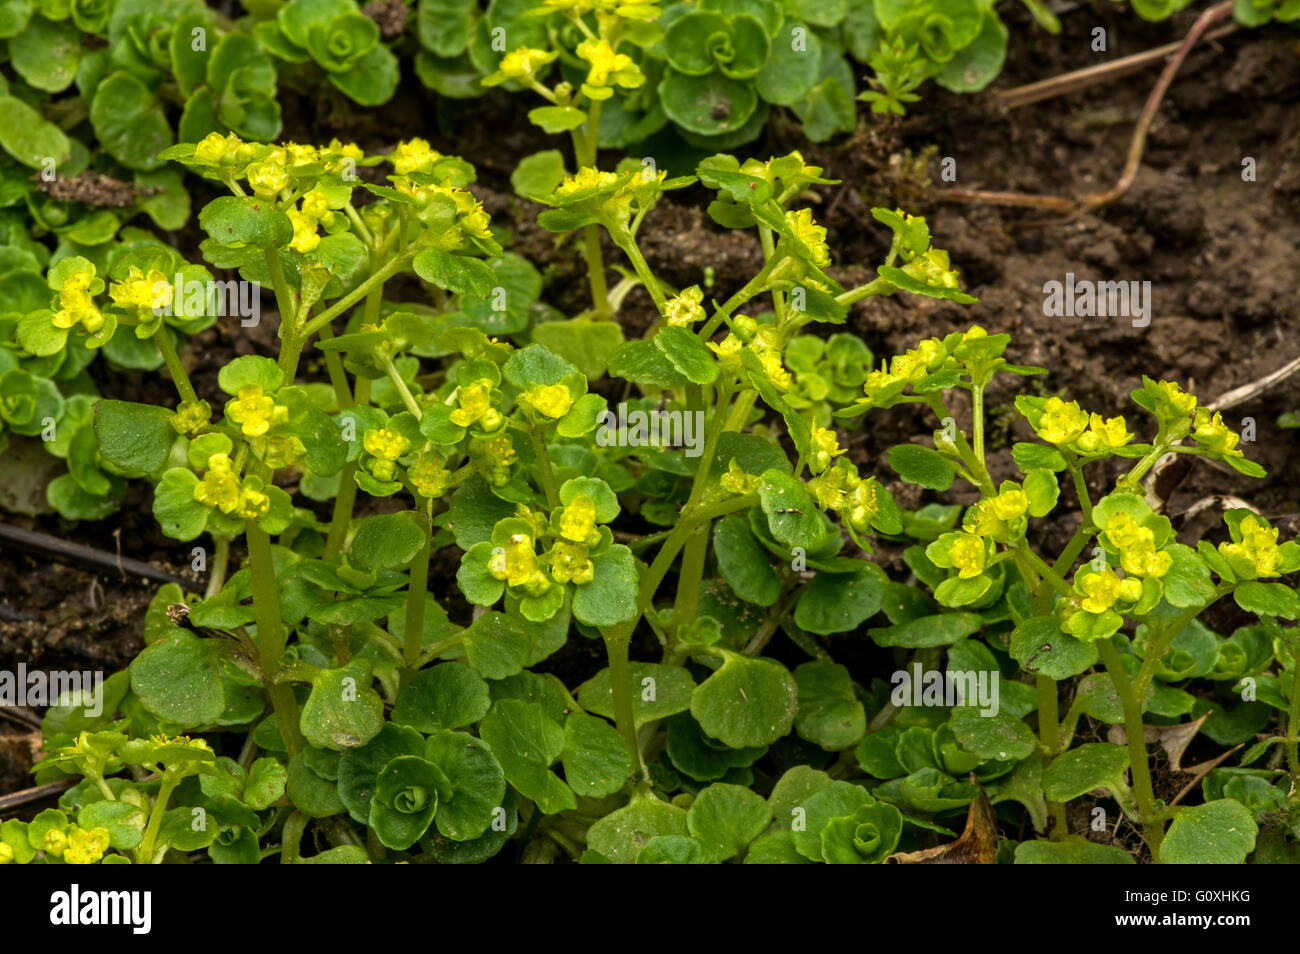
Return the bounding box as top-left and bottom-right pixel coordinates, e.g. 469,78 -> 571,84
4,6 -> 1300,828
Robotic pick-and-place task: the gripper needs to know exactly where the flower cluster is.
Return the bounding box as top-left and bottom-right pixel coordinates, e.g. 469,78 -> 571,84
1019,396 -> 1132,455
50,261 -> 106,334
226,384 -> 289,440
193,453 -> 270,520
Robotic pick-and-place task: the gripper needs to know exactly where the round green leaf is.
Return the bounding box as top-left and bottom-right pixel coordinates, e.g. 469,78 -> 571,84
794,562 -> 886,634
690,650 -> 798,748
561,711 -> 634,797
1162,799 -> 1258,864
129,632 -> 225,727
425,729 -> 506,841
687,782 -> 772,861
391,663 -> 490,733
478,699 -> 575,815
300,660 -> 385,751
793,660 -> 865,750
90,71 -> 172,171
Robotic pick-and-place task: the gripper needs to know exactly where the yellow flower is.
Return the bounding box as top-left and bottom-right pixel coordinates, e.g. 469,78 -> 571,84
1153,380 -> 1197,417
109,266 -> 171,316
488,536 -> 549,594
721,459 -> 759,497
0,842 -> 13,864
1102,512 -> 1147,552
991,488 -> 1029,521
42,828 -> 69,858
550,541 -> 594,584
51,266 -> 105,333
286,207 -> 320,254
862,367 -> 899,399
521,383 -> 574,419
481,434 -> 516,468
759,350 -> 791,391
323,139 -> 364,175
246,158 -> 289,198
664,286 -> 705,327
226,384 -> 286,439
236,485 -> 270,520
1035,397 -> 1089,445
575,38 -> 642,93
170,399 -> 211,436
902,248 -> 959,290
1080,569 -> 1123,613
409,453 -> 451,497
808,427 -> 844,474
558,495 -> 599,544
300,187 -> 336,226
63,826 -> 110,865
1074,413 -> 1132,454
363,427 -> 410,462
1120,538 -> 1171,579
1192,408 -> 1242,457
390,138 -> 441,175
843,478 -> 881,534
785,208 -> 830,267
194,131 -> 244,164
499,46 -> 557,80
556,167 -> 619,197
948,533 -> 986,579
1219,515 -> 1282,579
449,380 -> 501,430
194,453 -> 242,513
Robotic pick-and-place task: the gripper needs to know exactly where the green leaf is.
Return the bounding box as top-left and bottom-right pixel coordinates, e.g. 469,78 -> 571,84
690,650 -> 798,747
757,469 -> 825,549
244,758 -> 287,811
869,612 -> 982,648
200,196 -> 293,250
1235,581 -> 1300,620
528,105 -> 588,133
1162,799 -> 1258,863
794,660 -> 865,750
152,467 -> 208,541
789,780 -> 872,862
336,723 -> 426,824
935,10 -> 1008,93
350,511 -> 426,570
370,756 -> 447,850
794,562 -> 886,634
887,443 -> 956,490
585,794 -> 688,865
300,660 -> 385,751
502,342 -> 578,390
391,663 -> 490,733
1014,836 -> 1134,864
1042,743 -> 1129,802
129,633 -> 225,728
608,339 -> 689,389
425,729 -> 506,841
511,149 -> 567,200
713,514 -> 780,607
461,610 -> 565,679
561,711 -> 634,797
329,43 -> 399,105
1012,442 -> 1066,473
0,94 -> 70,168
1163,544 -> 1216,608
654,325 -> 719,384
478,699 -> 575,815
577,663 -> 696,728
660,69 -> 758,137
687,783 -> 772,861
447,475 -> 515,548
412,248 -> 496,298
573,545 -> 638,627
94,400 -> 174,476
90,72 -> 172,171
948,706 -> 1036,762
821,801 -> 903,863
11,15 -> 82,92
1010,615 -> 1098,680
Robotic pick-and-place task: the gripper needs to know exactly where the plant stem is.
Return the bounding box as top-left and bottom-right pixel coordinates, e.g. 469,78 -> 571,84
301,248 -> 417,339
528,422 -> 560,509
1098,636 -> 1164,862
136,775 -> 179,864
247,520 -> 304,755
401,510 -> 432,687
325,379 -> 369,558
205,535 -> 230,599
153,328 -> 197,404
1035,674 -> 1068,836
1287,653 -> 1300,801
612,232 -> 667,314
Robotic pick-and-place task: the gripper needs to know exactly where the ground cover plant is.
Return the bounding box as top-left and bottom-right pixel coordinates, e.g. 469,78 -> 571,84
1,0 -> 1300,868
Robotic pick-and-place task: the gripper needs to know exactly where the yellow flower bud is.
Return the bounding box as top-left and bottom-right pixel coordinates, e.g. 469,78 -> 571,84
785,208 -> 830,267
948,533 -> 986,579
664,286 -> 705,327
1080,569 -> 1122,614
558,495 -> 598,544
521,383 -> 574,420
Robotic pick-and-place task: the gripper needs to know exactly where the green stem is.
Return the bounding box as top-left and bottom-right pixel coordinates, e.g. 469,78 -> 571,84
1287,654 -> 1300,800
529,422 -> 560,509
247,521 -> 305,755
612,231 -> 667,314
834,277 -> 891,306
1098,636 -> 1164,862
280,811 -> 308,865
1035,674 -> 1068,837
205,535 -> 230,600
301,248 -> 417,339
154,327 -> 197,404
401,510 -> 432,686
601,630 -> 643,778
972,383 -> 986,470
137,776 -> 179,864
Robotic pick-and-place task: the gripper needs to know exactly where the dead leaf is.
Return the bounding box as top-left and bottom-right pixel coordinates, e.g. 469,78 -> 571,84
889,782 -> 997,864
1105,712 -> 1209,772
